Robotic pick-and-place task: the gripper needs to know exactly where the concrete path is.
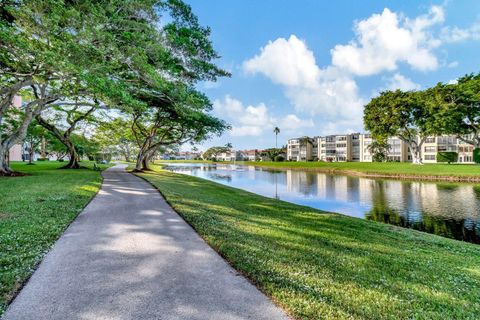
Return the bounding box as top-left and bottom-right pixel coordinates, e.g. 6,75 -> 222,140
3,164 -> 288,320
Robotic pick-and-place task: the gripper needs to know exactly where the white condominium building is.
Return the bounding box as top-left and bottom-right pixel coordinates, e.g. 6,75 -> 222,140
287,133 -> 476,163
287,137 -> 316,161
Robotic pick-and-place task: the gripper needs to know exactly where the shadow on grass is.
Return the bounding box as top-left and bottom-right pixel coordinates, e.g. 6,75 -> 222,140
137,170 -> 480,319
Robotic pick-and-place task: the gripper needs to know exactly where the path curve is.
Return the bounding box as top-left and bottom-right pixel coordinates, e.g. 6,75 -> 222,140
3,164 -> 289,320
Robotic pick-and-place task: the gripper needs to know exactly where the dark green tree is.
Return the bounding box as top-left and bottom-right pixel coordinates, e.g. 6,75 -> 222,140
364,90 -> 434,164
427,74 -> 480,152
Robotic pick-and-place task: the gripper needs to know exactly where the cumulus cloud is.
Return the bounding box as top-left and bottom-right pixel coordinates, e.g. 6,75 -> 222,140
243,35 -> 365,124
331,6 -> 444,76
244,35 -> 320,88
213,95 -> 313,137
384,73 -> 421,91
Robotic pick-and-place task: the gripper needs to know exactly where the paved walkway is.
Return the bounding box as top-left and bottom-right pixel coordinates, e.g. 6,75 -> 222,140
3,164 -> 288,320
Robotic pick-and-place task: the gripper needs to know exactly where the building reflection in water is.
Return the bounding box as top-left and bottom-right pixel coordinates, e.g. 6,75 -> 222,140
163,163 -> 480,244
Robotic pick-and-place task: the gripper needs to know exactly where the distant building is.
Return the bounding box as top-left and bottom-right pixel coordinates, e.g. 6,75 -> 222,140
287,137 -> 315,161
174,151 -> 201,160
240,149 -> 261,161
287,132 -> 476,163
217,150 -> 243,161
6,96 -> 25,161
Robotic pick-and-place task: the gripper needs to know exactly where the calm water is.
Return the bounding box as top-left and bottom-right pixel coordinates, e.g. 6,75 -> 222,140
163,163 -> 480,244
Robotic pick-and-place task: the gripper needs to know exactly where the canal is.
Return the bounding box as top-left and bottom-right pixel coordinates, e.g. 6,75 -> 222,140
163,163 -> 480,244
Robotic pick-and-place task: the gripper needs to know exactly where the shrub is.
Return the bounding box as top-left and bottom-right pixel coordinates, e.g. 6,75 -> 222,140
437,152 -> 458,164
37,158 -> 48,161
474,148 -> 480,164
58,159 -> 64,162
274,155 -> 285,162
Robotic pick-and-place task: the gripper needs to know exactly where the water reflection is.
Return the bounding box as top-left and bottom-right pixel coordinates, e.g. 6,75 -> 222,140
163,163 -> 480,244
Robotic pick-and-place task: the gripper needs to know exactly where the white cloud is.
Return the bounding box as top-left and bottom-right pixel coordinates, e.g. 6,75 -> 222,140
441,22 -> 480,43
384,73 -> 421,91
244,35 -> 320,88
243,35 -> 365,124
331,6 -> 444,76
213,95 -> 313,137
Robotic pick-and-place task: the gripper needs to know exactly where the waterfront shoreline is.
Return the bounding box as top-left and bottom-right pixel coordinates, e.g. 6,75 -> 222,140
159,160 -> 480,182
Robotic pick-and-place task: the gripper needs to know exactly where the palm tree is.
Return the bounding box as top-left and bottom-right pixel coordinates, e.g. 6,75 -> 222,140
273,127 -> 280,148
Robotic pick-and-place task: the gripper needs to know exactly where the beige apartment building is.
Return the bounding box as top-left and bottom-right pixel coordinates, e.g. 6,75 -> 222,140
287,133 -> 476,163
422,135 -> 474,163
6,96 -> 24,161
287,137 -> 316,161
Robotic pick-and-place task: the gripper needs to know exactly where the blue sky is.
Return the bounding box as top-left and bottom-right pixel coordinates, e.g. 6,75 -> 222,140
184,0 -> 480,151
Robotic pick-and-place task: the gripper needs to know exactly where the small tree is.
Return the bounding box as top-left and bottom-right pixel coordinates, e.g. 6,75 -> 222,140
437,152 -> 458,164
203,144 -> 231,160
261,147 -> 286,161
24,121 -> 46,164
367,140 -> 390,162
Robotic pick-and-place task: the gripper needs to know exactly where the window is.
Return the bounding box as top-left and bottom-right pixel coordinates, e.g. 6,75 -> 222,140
424,146 -> 436,153
424,155 -> 436,160
336,143 -> 347,148
425,137 -> 435,143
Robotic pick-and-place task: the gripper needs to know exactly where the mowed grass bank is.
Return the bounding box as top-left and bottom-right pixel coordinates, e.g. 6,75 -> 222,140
0,161 -> 108,314
158,160 -> 480,181
138,168 -> 480,320
239,161 -> 480,180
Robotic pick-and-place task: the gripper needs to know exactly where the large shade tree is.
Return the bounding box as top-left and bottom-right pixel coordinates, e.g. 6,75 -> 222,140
0,0 -> 141,174
131,87 -> 227,171
427,74 -> 480,148
1,0 -> 229,174
364,90 -> 436,164
121,0 -> 230,170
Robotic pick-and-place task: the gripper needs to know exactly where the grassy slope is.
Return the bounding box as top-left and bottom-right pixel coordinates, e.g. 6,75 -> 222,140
138,168 -> 480,320
158,160 -> 480,178
0,161 -> 108,314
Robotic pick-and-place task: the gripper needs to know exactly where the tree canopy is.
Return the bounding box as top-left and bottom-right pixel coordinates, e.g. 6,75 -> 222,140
0,0 -> 229,174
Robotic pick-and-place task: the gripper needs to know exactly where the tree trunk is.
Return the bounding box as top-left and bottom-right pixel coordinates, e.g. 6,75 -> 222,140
141,157 -> 150,171
41,136 -> 46,158
28,145 -> 34,165
62,141 -> 80,169
0,146 -> 15,176
134,152 -> 145,171
409,144 -> 423,165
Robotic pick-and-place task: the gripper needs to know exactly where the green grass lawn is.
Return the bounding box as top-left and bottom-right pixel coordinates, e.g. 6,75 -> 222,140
0,161 -> 109,314
138,167 -> 480,320
159,160 -> 480,179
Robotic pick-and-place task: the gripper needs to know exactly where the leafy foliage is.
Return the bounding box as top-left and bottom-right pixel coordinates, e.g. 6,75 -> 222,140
367,139 -> 390,162
202,144 -> 231,160
437,152 -> 458,164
